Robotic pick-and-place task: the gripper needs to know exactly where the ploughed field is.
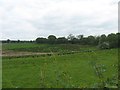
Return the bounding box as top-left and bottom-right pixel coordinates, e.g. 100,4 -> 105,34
2,43 -> 118,88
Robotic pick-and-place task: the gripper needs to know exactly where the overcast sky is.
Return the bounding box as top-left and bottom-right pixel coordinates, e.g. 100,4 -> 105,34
0,0 -> 119,40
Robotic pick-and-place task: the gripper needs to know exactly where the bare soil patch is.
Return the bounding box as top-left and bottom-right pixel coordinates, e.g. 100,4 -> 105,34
1,50 -> 52,57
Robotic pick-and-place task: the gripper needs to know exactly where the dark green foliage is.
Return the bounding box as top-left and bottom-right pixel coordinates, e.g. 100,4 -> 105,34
2,33 -> 119,49
98,33 -> 119,49
87,36 -> 96,45
106,33 -> 118,48
99,34 -> 107,44
94,36 -> 100,45
36,37 -> 47,44
48,35 -> 57,44
98,42 -> 110,49
117,33 -> 120,47
57,37 -> 68,44
6,39 -> 10,43
70,38 -> 79,44
67,34 -> 75,41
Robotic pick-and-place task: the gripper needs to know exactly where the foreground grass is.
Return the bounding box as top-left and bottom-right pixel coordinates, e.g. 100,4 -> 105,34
2,48 -> 118,88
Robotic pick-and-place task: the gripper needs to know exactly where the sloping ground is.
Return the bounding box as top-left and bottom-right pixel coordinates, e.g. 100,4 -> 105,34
2,49 -> 118,88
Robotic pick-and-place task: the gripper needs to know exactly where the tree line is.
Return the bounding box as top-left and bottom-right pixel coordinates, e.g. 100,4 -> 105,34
1,40 -> 34,43
2,33 -> 120,49
36,33 -> 120,49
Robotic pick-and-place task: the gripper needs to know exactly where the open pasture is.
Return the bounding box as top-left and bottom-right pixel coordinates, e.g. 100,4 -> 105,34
2,43 -> 118,88
2,43 -> 96,53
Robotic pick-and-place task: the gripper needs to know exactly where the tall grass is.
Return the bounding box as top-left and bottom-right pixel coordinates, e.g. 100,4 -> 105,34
90,51 -> 118,88
2,47 -> 118,88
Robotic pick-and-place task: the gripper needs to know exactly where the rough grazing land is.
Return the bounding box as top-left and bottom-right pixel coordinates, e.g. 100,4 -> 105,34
2,43 -> 118,88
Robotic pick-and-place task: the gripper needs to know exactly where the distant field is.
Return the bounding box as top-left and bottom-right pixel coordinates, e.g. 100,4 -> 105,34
2,43 -> 96,52
2,43 -> 118,88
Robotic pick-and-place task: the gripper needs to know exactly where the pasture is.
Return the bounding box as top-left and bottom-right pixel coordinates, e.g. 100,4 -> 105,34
2,43 -> 118,88
2,43 -> 96,52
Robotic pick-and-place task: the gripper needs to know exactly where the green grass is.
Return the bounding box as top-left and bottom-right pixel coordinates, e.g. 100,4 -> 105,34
2,48 -> 118,88
2,43 -> 96,52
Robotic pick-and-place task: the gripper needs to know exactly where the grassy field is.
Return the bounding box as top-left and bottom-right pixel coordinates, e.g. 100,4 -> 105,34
2,43 -> 96,52
2,43 -> 118,88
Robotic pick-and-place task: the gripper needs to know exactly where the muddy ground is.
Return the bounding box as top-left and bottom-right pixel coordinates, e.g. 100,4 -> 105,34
1,50 -> 52,57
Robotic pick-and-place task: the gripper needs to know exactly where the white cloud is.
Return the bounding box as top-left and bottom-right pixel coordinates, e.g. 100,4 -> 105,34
0,0 -> 119,40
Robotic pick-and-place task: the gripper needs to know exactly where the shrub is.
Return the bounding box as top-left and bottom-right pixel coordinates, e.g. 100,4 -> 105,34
98,42 -> 110,49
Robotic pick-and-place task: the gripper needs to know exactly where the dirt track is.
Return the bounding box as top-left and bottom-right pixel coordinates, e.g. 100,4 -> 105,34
1,50 -> 52,57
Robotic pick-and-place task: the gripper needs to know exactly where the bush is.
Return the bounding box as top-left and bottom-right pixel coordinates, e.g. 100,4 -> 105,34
98,42 -> 110,49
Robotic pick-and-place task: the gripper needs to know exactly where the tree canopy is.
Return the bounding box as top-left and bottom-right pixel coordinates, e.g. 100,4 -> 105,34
3,33 -> 120,49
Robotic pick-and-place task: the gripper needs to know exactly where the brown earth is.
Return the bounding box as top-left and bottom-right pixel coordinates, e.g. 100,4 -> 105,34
1,50 -> 52,57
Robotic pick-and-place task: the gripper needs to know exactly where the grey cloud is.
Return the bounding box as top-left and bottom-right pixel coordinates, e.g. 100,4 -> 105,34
30,14 -> 117,36
0,0 -> 118,40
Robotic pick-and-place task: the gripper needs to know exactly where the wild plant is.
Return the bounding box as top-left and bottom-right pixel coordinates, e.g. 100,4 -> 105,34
39,58 -> 48,88
39,49 -> 75,88
90,51 -> 118,88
